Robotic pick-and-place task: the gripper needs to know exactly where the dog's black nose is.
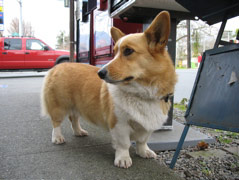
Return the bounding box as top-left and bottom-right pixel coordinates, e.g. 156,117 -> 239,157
98,69 -> 107,79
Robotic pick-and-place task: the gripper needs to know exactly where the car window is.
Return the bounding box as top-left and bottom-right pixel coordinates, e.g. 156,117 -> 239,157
4,39 -> 22,50
26,39 -> 45,50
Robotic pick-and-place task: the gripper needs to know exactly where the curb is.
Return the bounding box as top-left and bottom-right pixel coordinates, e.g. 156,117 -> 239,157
0,75 -> 46,78
0,73 -> 47,79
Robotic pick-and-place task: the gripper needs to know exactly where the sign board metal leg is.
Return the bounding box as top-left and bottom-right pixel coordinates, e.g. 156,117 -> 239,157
170,124 -> 190,169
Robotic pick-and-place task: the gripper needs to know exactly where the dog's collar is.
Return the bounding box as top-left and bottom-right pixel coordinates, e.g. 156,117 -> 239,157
161,93 -> 173,102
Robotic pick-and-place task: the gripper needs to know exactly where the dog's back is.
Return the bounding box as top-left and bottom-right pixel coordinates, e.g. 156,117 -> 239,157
41,63 -> 114,129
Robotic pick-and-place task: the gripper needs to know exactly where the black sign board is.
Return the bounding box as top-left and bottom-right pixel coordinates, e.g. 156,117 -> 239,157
186,45 -> 239,133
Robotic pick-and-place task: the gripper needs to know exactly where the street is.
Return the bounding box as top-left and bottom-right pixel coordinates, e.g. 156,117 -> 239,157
0,68 -> 198,103
174,69 -> 198,103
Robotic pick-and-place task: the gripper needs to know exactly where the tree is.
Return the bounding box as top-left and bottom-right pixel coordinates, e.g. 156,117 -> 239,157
176,20 -> 218,68
23,21 -> 34,37
233,28 -> 239,39
192,30 -> 200,57
8,17 -> 19,36
8,17 -> 34,37
56,31 -> 69,50
186,20 -> 191,68
234,28 -> 239,41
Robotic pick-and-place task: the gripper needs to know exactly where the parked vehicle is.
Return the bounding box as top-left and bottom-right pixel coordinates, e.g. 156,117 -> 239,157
0,37 -> 71,70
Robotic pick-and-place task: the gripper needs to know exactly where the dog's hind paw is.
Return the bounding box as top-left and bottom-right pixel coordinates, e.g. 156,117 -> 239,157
52,127 -> 65,144
52,135 -> 65,144
74,128 -> 88,137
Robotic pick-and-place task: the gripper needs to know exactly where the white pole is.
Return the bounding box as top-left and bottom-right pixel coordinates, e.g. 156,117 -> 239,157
17,0 -> 23,36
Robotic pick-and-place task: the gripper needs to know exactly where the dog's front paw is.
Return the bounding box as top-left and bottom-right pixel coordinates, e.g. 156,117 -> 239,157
137,148 -> 157,159
52,134 -> 65,144
114,156 -> 132,169
136,143 -> 157,159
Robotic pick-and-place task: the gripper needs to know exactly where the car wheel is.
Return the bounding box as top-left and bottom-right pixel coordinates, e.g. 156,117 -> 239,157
58,59 -> 69,64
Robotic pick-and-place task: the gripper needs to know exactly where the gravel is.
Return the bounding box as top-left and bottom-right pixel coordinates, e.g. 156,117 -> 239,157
156,108 -> 239,180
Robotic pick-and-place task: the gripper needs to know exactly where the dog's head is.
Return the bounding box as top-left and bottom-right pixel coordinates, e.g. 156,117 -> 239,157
98,11 -> 175,90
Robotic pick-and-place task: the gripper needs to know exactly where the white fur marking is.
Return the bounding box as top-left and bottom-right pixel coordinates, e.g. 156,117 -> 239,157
109,81 -> 161,167
100,36 -> 129,70
108,83 -> 167,131
119,81 -> 161,100
114,148 -> 132,168
110,117 -> 132,168
112,35 -> 129,61
136,143 -> 157,159
40,71 -> 50,117
118,35 -> 128,49
52,127 -> 65,144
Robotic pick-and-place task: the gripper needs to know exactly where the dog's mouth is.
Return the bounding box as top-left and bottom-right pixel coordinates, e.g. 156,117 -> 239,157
104,76 -> 134,84
123,76 -> 134,81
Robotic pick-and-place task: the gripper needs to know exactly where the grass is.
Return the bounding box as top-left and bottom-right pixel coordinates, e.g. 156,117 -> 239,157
199,161 -> 212,176
174,98 -> 188,111
202,167 -> 212,176
218,136 -> 233,144
176,66 -> 198,69
174,104 -> 187,111
225,132 -> 239,139
176,67 -> 187,69
214,129 -> 239,144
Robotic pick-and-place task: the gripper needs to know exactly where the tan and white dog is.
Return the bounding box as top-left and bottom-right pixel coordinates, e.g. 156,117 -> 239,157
41,11 -> 177,168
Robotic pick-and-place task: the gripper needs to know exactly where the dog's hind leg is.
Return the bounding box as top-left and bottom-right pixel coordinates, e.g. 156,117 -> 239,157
69,114 -> 88,137
50,109 -> 66,144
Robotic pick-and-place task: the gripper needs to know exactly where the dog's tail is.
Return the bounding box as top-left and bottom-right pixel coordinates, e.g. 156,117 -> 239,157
40,73 -> 48,117
40,69 -> 52,117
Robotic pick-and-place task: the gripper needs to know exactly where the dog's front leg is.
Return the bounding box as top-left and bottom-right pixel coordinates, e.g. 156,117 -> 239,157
110,122 -> 132,168
136,131 -> 157,159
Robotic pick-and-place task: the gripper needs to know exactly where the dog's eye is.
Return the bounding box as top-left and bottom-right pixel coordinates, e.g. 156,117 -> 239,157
123,48 -> 134,56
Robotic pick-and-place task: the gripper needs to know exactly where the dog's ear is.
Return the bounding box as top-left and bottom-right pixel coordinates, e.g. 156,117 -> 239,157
111,27 -> 125,43
144,11 -> 170,53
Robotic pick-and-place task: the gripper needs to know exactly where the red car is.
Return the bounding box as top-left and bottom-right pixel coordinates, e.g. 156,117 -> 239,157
0,37 -> 71,70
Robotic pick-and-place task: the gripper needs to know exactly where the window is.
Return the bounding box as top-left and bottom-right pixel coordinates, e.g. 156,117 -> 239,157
79,14 -> 90,59
26,39 -> 45,50
4,39 -> 22,50
94,10 -> 112,49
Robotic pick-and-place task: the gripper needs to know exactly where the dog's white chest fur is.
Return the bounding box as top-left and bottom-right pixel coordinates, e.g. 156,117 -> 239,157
107,82 -> 168,131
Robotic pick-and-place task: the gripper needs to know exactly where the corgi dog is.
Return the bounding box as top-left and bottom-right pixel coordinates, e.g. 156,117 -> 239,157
41,11 -> 177,168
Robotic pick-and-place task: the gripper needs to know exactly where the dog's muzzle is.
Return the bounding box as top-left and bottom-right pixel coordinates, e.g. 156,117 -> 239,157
98,67 -> 134,84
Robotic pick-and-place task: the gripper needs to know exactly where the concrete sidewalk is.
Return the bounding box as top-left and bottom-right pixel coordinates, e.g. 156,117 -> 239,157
0,71 -> 47,78
0,77 -> 183,180
0,72 -> 215,179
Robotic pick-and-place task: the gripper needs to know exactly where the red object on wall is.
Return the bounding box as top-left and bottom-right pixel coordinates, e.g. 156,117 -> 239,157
198,55 -> 202,63
113,19 -> 143,34
99,0 -> 108,11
